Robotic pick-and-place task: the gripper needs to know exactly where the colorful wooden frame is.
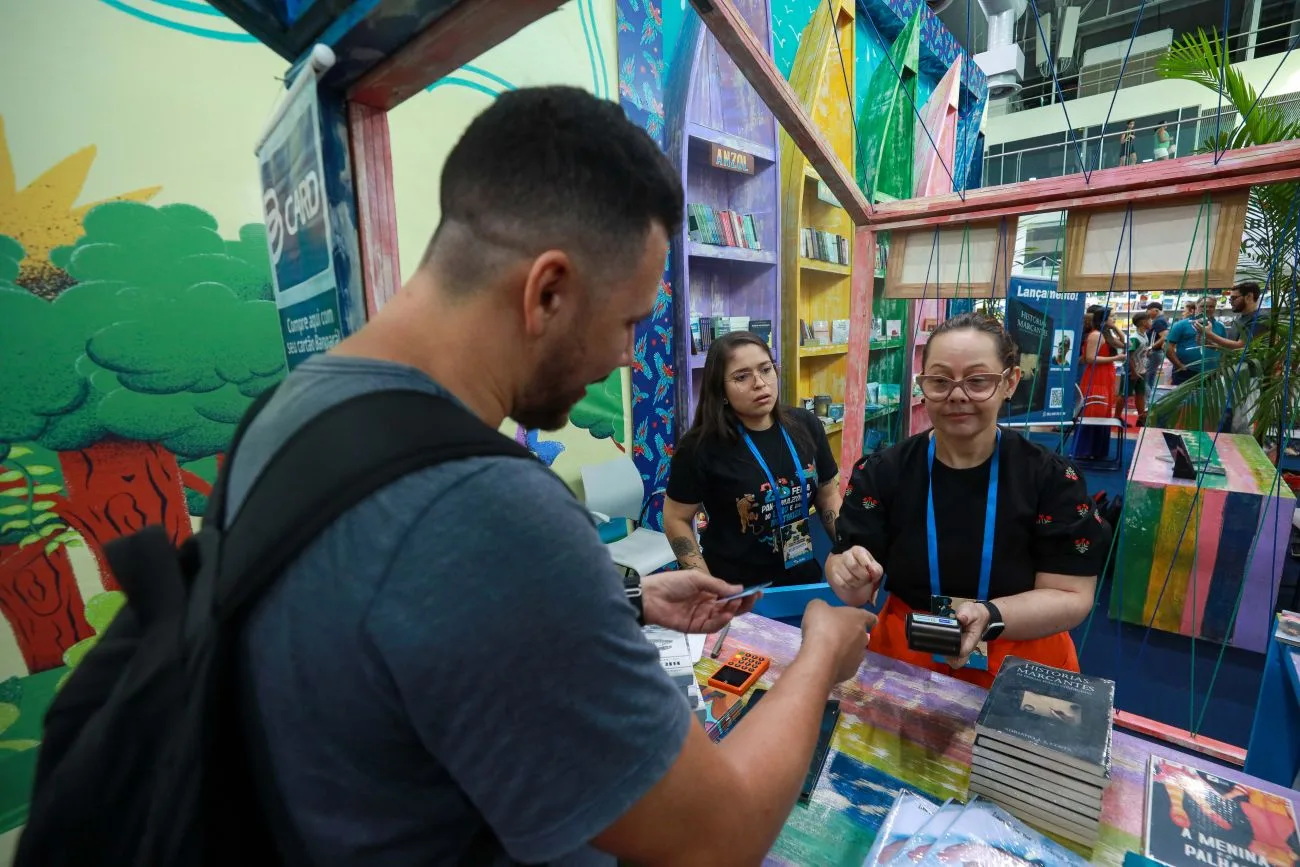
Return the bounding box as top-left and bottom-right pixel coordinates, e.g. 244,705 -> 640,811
1061,192 -> 1249,293
883,218 -> 1018,299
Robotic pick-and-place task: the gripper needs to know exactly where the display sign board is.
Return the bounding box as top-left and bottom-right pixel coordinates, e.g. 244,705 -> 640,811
257,72 -> 344,370
710,143 -> 755,174
1002,276 -> 1085,426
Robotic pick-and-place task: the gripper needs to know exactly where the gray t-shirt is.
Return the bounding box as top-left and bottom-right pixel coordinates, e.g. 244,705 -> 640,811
225,355 -> 691,866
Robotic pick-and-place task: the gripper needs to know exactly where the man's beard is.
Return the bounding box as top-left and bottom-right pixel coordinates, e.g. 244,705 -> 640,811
513,345 -> 589,432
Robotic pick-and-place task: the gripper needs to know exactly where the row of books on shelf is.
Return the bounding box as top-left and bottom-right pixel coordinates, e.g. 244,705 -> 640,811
687,204 -> 762,250
690,315 -> 772,354
801,227 -> 849,265
798,318 -> 849,346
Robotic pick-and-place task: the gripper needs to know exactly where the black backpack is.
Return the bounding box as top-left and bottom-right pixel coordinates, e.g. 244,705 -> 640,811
15,387 -> 534,867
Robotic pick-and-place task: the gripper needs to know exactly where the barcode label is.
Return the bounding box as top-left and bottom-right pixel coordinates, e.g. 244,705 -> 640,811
1049,387 -> 1064,409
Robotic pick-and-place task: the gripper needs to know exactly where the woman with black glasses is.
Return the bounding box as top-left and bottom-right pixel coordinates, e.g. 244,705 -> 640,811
824,314 -> 1108,687
663,331 -> 841,587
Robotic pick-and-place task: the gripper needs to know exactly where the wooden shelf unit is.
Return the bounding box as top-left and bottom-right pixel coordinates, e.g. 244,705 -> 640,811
778,0 -> 855,456
665,2 -> 783,430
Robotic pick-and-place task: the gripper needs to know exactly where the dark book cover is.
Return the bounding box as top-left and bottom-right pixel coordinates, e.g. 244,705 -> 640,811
975,657 -> 1115,775
1006,298 -> 1052,417
750,319 -> 773,345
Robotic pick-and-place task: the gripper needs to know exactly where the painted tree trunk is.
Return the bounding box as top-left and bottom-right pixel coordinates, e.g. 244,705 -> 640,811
57,440 -> 193,591
0,541 -> 93,673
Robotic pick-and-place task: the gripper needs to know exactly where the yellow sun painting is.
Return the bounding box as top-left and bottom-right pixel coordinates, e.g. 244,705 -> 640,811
0,115 -> 162,284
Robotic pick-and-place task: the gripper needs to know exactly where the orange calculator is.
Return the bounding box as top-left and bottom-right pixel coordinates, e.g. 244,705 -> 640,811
706,650 -> 770,696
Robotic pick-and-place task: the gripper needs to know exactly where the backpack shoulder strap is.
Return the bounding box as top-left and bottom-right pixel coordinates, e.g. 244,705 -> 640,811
205,384 -> 281,531
215,388 -> 534,619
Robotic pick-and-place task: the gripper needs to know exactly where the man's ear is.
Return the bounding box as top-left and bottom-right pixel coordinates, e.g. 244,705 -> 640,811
520,250 -> 573,337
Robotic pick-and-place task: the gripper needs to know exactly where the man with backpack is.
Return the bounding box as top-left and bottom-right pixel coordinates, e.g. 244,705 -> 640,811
19,86 -> 874,867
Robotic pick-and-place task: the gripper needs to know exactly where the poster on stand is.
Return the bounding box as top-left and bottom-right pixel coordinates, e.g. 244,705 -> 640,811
257,72 -> 343,370
1003,276 -> 1085,426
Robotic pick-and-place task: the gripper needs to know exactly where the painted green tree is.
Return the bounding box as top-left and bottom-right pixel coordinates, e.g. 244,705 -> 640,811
0,201 -> 286,620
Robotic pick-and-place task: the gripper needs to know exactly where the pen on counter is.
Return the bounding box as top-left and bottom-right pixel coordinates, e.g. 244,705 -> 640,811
710,623 -> 731,659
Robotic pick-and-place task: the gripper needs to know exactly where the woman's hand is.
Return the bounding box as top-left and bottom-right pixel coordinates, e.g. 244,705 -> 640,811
825,546 -> 883,608
944,601 -> 990,669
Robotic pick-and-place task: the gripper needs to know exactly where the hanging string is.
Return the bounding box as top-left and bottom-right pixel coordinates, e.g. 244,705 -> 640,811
857,8 -> 964,202
1134,197 -> 1212,672
824,0 -> 859,154
1227,30 -> 1300,152
1212,0 -> 1232,160
1077,204 -> 1135,653
1091,0 -> 1148,178
1025,0 -> 1089,179
1192,187 -> 1300,734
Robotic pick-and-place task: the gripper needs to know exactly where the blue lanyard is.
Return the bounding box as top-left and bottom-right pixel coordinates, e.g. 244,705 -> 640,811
739,424 -> 808,528
926,429 -> 1000,601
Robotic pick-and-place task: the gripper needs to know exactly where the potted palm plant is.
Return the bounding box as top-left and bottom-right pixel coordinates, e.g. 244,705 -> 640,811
1148,28 -> 1300,448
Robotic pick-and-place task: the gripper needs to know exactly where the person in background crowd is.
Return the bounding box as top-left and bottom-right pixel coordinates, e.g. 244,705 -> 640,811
220,85 -> 874,867
1166,297 -> 1226,385
1198,281 -> 1269,434
824,314 -> 1107,688
1077,305 -> 1125,460
1118,120 -> 1138,166
1154,121 -> 1173,160
1144,301 -> 1169,393
663,331 -> 841,588
1125,312 -> 1151,427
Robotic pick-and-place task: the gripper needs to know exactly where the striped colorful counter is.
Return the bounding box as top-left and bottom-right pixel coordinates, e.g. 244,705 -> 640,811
1110,428 -> 1293,653
703,614 -> 1300,866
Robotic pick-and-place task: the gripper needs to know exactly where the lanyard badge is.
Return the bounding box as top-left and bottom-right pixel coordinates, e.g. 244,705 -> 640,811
740,425 -> 813,570
925,430 -> 1000,671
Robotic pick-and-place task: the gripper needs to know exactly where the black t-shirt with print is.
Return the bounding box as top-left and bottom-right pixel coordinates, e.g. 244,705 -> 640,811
667,408 -> 838,587
833,428 -> 1109,610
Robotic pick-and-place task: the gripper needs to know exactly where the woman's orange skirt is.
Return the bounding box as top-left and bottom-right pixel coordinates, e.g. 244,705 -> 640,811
871,595 -> 1080,689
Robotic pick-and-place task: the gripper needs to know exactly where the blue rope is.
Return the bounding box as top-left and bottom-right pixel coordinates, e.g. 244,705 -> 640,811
1092,0 -> 1148,176
1213,0 -> 1232,161
1193,188 -> 1300,733
1025,0 -> 1089,179
858,8 -> 964,201
1231,30 -> 1300,145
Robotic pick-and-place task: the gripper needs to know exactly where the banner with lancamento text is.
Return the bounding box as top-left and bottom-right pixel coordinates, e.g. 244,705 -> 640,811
257,71 -> 343,370
1002,276 -> 1086,427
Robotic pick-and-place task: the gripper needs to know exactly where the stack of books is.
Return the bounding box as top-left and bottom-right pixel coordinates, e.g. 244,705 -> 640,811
1277,610 -> 1299,647
970,657 -> 1116,849
690,315 -> 773,353
800,227 -> 848,264
687,204 -> 762,249
643,626 -> 707,726
863,791 -> 1090,866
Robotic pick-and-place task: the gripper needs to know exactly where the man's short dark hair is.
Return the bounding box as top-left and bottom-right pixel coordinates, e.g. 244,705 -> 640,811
1133,312 -> 1149,327
1233,281 -> 1261,301
424,86 -> 683,291
1145,301 -> 1162,311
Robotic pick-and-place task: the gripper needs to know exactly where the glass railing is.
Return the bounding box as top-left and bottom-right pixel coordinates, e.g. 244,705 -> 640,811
1001,18 -> 1299,112
982,101 -> 1300,187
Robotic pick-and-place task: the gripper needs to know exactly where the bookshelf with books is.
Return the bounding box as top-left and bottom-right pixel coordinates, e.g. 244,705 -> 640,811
905,297 -> 947,437
664,3 -> 782,428
778,0 -> 856,456
862,274 -> 907,453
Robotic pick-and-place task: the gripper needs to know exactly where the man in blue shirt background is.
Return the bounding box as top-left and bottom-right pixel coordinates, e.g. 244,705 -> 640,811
1165,296 -> 1226,385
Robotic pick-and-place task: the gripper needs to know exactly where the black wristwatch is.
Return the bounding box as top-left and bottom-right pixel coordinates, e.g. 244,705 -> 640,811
624,573 -> 645,626
980,600 -> 1006,642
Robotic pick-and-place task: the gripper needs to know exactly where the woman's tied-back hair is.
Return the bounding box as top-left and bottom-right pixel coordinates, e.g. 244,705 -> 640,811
921,313 -> 1019,371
